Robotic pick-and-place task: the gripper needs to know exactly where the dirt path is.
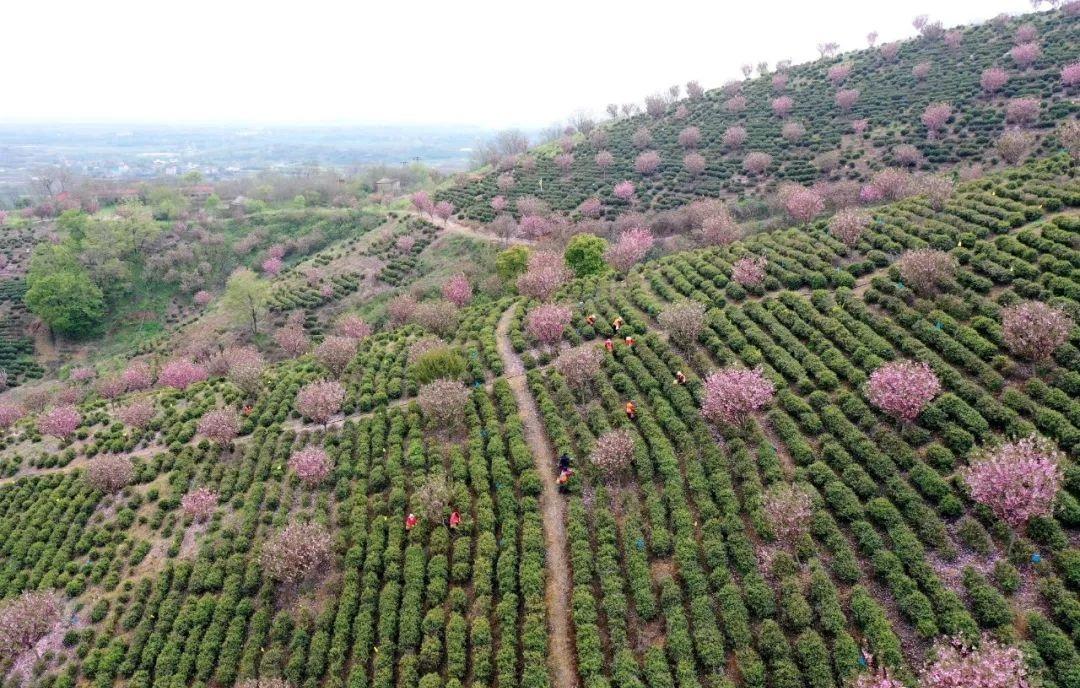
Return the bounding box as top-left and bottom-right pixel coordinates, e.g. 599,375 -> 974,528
408,211 -> 535,247
495,304 -> 576,688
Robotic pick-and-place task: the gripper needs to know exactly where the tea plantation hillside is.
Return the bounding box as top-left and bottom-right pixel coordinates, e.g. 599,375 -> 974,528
438,7 -> 1079,223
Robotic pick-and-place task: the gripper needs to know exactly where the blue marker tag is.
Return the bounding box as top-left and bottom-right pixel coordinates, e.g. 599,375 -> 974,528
1032,553 -> 1042,564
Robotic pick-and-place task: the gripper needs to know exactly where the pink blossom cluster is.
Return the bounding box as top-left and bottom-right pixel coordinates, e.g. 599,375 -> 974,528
683,152 -> 706,176
829,208 -> 871,246
771,96 -> 793,117
594,151 -> 615,170
554,345 -> 604,389
921,102 -> 952,134
197,408 -> 240,445
590,427 -> 637,479
85,454 -> 134,493
966,435 -> 1062,529
516,250 -> 572,301
1011,41 -> 1041,68
578,197 -> 602,218
781,121 -> 806,143
605,227 -> 654,273
526,303 -> 573,346
289,446 -> 333,486
897,248 -> 955,294
912,61 -> 932,80
762,483 -> 814,547
634,151 -> 661,175
0,404 -> 26,429
410,190 -> 434,215
386,295 -> 418,327
315,336 -> 357,376
261,256 -> 284,276
417,379 -> 471,428
827,63 -> 852,84
115,398 -> 154,430
181,487 -> 219,522
731,255 -> 768,287
335,315 -> 372,340
677,126 -> 702,149
434,200 -> 454,221
1005,97 -> 1040,125
274,325 -> 310,357
410,300 -> 460,337
1063,61 -> 1080,88
658,300 -> 706,348
490,195 -> 507,212
701,366 -> 775,426
158,359 -> 208,390
980,67 -> 1008,93
726,95 -> 747,113
261,522 -> 333,585
835,89 -> 860,111
921,634 -> 1029,688
0,591 -> 62,660
1001,301 -> 1073,362
743,152 -> 772,176
121,362 -> 154,392
441,273 -> 473,307
613,180 -> 636,201
866,360 -> 941,422
723,126 -> 748,149
782,186 -> 824,223
38,405 -> 81,438
295,380 -> 345,424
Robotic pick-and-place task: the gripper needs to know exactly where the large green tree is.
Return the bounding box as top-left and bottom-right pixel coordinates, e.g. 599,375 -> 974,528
24,270 -> 105,338
564,233 -> 608,278
221,268 -> 270,335
495,246 -> 530,283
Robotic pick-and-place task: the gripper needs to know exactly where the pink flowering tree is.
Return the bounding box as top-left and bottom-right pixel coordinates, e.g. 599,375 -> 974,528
516,251 -> 572,301
683,152 -> 707,177
417,379 -> 471,430
335,315 -> 372,340
1005,97 -> 1040,125
966,435 -> 1062,539
916,174 -> 955,210
771,96 -> 793,118
410,190 -> 433,216
921,102 -> 952,137
261,522 -> 333,586
197,408 -> 240,445
526,303 -> 573,348
0,590 -> 62,661
554,345 -> 604,396
827,63 -> 852,85
829,208 -> 871,247
578,197 -> 602,218
315,336 -> 357,377
783,186 -> 824,223
433,200 -> 455,223
613,180 -> 636,202
490,195 -> 507,212
921,634 -> 1029,688
1011,42 -> 1041,69
296,380 -> 345,425
835,89 -> 860,111
781,121 -> 806,143
1063,61 -> 1080,89
158,359 -> 208,390
605,228 -> 654,273
866,360 -> 941,422
1001,301 -> 1073,362
723,126 -> 748,149
194,290 -> 213,307
852,119 -> 869,135
896,249 -> 955,295
38,405 -> 81,438
634,151 -> 661,175
121,362 -> 154,392
410,300 -> 460,337
762,483 -> 814,556
590,427 -> 637,482
743,152 -> 772,176
181,487 -> 218,522
85,454 -> 134,493
981,67 -> 1008,94
701,366 -> 776,427
732,255 -> 768,287
997,129 -> 1034,165
699,209 -> 741,246
441,273 -> 473,307
0,404 -> 26,429
387,294 -> 418,327
396,235 -> 416,253
678,126 -> 702,149
658,300 -> 707,348
70,366 -> 95,384
289,447 -> 333,487
912,61 -> 932,81
274,325 -> 310,358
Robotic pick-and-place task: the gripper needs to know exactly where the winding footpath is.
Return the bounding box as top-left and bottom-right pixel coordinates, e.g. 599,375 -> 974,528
495,305 -> 577,688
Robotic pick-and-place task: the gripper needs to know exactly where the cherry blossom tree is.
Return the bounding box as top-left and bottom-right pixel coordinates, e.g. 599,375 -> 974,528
496,172 -> 516,192
966,434 -> 1062,534
771,96 -> 794,118
0,590 -> 62,661
893,144 -> 923,167
96,376 -> 126,401
683,152 -> 706,176
743,152 -> 772,176
417,379 -> 470,429
519,215 -> 552,239
121,362 -> 154,392
605,228 -> 654,273
295,380 -> 345,425
526,303 -> 573,347
441,273 -> 473,307
578,197 -> 602,218
274,325 -> 310,358
181,487 -> 218,522
772,72 -> 789,92
997,129 -> 1035,164
613,180 -> 636,201
944,30 -> 963,50
912,61 -> 932,80
896,249 -> 955,294
829,208 -> 871,246
261,522 -> 333,586
267,244 -> 286,260
516,251 -> 572,301
1005,97 -> 1040,125
921,634 -> 1029,688
85,454 -> 134,493
835,89 -> 860,111
634,151 -> 661,175
732,255 -> 768,287
289,446 -> 332,487
852,119 -> 869,135
490,195 -> 507,213
915,174 -> 955,210
411,300 -> 460,337
387,294 -> 418,327
1059,119 -> 1080,160
410,190 -> 433,216
70,367 -> 95,384
194,290 -> 213,306
594,150 -> 615,172
314,336 -> 357,378
781,121 -> 806,143
658,300 -> 706,348
698,206 -> 741,246
827,63 -> 852,84
701,366 -> 775,426
782,186 -> 824,223
1011,42 -> 1041,69
197,408 -> 240,445
220,346 -> 265,395
261,256 -> 283,276
762,483 -> 814,553
158,359 -> 208,390
335,315 -> 372,340
554,345 -> 604,393
1001,301 -> 1073,362
678,126 -> 702,149
38,405 -> 81,438
1063,61 -> 1080,88
723,125 -> 748,149
866,360 -> 941,422
0,404 -> 26,429
590,427 -> 637,481
922,102 -> 952,136
980,67 -> 1008,93
434,200 -> 455,223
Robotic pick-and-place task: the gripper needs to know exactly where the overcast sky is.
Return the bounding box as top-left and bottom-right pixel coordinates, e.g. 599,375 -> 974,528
2,0 -> 1036,129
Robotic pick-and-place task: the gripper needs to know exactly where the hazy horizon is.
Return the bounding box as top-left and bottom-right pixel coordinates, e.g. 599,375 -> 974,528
5,0 -> 1037,130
